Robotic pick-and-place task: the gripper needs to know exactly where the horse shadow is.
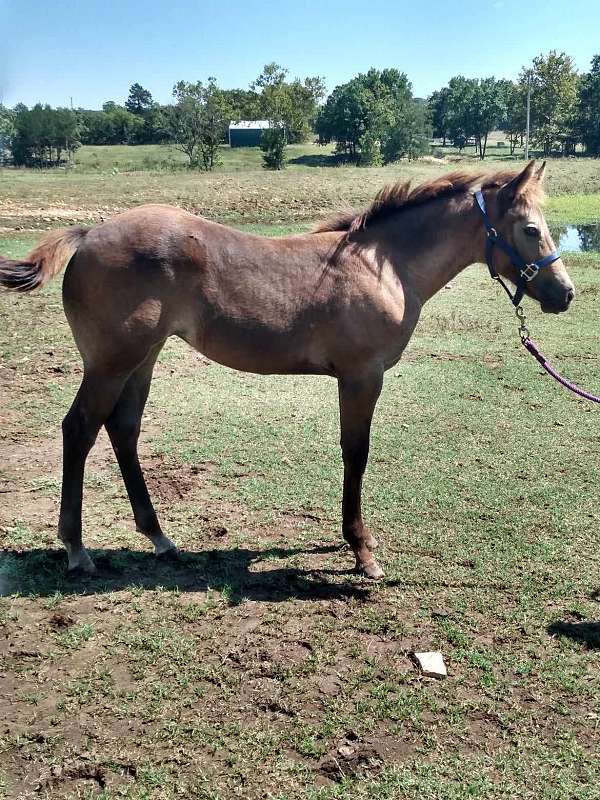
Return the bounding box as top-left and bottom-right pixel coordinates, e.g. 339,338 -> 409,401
547,619 -> 600,650
0,543 -> 373,603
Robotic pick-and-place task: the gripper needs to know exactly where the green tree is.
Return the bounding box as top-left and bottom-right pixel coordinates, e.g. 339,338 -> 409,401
315,79 -> 366,158
168,78 -> 231,170
252,62 -> 291,129
10,104 -> 81,165
12,104 -> 47,164
0,105 -> 15,162
222,88 -> 262,122
252,62 -> 288,91
101,102 -> 144,144
443,76 -> 510,159
252,63 -> 325,143
123,84 -> 166,144
125,83 -> 153,115
280,77 -> 326,142
445,76 -> 477,151
503,82 -> 527,155
470,78 -> 510,159
521,51 -> 579,155
79,109 -> 116,145
315,68 -> 420,164
53,107 -> 82,162
383,99 -> 431,162
577,55 -> 600,155
428,87 -> 450,145
139,103 -> 168,144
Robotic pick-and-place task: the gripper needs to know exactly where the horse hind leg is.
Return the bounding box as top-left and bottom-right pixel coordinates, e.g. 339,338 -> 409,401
59,369 -> 131,573
104,342 -> 176,556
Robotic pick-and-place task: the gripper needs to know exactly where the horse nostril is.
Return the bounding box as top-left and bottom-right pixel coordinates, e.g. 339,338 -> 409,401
566,288 -> 575,306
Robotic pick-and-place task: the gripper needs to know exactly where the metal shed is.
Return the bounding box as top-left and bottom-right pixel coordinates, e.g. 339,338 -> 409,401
228,120 -> 270,147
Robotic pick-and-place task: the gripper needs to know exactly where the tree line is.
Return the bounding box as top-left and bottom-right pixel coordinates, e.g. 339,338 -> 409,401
429,52 -> 600,160
0,64 -> 325,170
0,51 -> 599,171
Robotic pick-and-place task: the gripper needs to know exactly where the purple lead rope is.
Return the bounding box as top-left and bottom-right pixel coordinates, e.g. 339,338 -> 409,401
522,337 -> 600,404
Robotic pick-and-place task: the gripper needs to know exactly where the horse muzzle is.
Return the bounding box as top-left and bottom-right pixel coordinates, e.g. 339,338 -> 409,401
540,285 -> 575,314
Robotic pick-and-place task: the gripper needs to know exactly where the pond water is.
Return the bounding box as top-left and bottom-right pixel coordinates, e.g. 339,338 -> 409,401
551,224 -> 600,252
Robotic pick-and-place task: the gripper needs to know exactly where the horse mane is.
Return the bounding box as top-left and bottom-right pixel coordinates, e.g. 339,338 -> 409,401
313,168 -> 541,235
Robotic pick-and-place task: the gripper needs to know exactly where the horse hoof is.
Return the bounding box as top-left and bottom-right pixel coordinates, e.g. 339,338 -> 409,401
149,534 -> 178,556
156,545 -> 180,562
67,550 -> 97,576
358,559 -> 385,580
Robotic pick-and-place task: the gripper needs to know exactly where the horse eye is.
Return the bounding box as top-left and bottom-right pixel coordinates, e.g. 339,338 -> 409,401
524,224 -> 540,238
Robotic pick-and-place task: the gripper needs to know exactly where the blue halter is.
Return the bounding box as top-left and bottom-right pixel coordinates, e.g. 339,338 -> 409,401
474,190 -> 561,307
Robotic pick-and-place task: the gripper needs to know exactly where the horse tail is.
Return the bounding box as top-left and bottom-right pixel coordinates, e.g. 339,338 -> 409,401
0,227 -> 89,292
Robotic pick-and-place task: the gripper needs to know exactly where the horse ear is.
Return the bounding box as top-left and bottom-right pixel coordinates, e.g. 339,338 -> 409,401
498,160 -> 537,214
535,160 -> 547,183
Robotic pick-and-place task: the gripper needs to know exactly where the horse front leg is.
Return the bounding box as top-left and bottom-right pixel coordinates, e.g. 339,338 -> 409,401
338,367 -> 384,579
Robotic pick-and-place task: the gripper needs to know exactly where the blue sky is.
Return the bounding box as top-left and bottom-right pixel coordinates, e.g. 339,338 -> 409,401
1,0 -> 598,108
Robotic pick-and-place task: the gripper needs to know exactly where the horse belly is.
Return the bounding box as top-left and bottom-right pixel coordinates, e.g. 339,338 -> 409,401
183,313 -> 330,375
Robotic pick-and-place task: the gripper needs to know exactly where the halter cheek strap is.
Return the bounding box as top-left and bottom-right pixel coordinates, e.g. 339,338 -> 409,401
474,190 -> 561,307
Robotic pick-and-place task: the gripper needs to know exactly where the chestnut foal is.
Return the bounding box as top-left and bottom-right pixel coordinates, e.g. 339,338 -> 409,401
0,161 -> 574,579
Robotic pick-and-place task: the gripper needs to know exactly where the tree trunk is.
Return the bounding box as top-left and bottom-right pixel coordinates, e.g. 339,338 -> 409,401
481,132 -> 488,160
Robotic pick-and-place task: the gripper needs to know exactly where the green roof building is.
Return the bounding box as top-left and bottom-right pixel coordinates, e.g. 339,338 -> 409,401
229,120 -> 270,147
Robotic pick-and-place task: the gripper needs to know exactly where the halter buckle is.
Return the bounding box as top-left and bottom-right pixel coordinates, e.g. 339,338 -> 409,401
521,263 -> 539,282
486,227 -> 498,240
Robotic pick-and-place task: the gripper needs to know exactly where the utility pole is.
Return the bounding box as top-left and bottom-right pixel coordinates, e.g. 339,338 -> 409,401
525,72 -> 531,160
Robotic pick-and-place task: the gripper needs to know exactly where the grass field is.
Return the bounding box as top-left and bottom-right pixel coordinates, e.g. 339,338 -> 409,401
0,148 -> 599,798
73,142 -> 338,173
69,134 -> 530,174
2,143 -> 600,235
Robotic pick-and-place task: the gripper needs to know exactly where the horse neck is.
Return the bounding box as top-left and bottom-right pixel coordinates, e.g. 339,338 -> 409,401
377,193 -> 485,303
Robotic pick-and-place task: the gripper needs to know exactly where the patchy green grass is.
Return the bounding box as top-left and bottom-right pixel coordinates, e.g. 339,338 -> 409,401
75,142 -> 188,172
545,193 -> 600,225
0,235 -> 40,258
0,228 -> 599,798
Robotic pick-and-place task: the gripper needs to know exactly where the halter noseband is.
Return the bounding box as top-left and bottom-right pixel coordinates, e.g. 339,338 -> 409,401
474,190 -> 561,307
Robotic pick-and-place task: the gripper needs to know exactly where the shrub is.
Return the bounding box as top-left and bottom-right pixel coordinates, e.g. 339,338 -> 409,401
358,131 -> 382,166
260,127 -> 286,170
